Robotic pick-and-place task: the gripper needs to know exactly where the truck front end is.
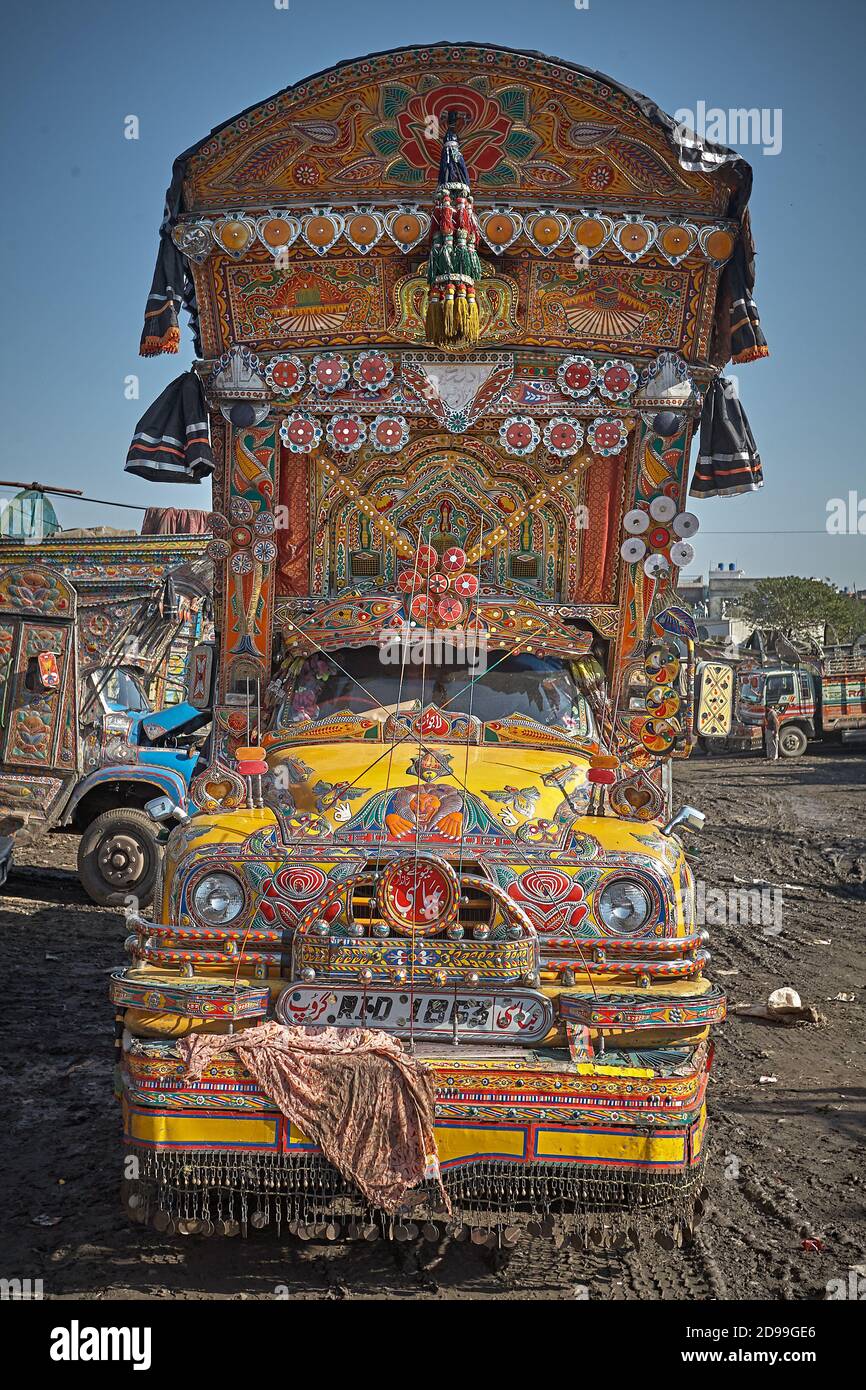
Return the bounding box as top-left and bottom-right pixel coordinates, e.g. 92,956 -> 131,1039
114,627 -> 722,1241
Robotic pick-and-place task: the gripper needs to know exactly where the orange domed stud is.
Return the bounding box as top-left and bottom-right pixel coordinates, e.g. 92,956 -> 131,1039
618,222 -> 651,255
703,227 -> 736,263
385,208 -> 427,251
481,211 -> 521,251
214,217 -> 255,258
527,212 -> 568,252
346,213 -> 382,251
574,216 -> 608,249
660,224 -> 694,263
303,213 -> 342,254
258,215 -> 299,251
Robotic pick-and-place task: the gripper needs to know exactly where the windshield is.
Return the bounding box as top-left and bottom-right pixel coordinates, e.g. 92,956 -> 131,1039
89,667 -> 150,714
271,646 -> 595,738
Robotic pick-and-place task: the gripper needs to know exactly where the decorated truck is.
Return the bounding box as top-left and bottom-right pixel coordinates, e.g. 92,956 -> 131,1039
111,43 -> 769,1244
696,641 -> 866,757
0,535 -> 211,903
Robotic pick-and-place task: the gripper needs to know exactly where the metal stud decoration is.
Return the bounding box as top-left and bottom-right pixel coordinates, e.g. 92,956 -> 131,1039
280,412 -> 324,454
557,356 -> 597,399
309,353 -> 351,394
586,417 -> 628,457
543,417 -> 585,458
499,416 -> 541,457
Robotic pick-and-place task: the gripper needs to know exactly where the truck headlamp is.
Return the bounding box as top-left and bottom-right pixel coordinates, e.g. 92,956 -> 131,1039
598,878 -> 653,933
192,872 -> 245,926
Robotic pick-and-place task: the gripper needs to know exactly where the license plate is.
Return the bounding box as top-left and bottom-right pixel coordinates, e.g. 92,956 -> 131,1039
276,983 -> 553,1044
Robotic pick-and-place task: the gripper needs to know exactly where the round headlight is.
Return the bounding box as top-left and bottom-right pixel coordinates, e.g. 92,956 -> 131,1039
598,878 -> 653,933
192,872 -> 244,926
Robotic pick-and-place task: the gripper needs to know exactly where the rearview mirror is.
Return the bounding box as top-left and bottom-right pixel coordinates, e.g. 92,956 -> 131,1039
145,795 -> 187,823
662,805 -> 705,837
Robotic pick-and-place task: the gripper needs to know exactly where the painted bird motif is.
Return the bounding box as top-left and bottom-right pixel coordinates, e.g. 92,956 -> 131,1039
483,785 -> 541,818
313,779 -> 369,813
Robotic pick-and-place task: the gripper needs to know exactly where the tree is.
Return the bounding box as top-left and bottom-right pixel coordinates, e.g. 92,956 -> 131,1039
735,577 -> 866,644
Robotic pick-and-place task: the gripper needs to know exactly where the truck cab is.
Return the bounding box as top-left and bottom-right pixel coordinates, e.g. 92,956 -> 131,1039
70,687 -> 210,905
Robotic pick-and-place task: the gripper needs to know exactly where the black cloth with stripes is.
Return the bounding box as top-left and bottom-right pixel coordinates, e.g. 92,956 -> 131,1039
125,372 -> 214,483
690,376 -> 763,498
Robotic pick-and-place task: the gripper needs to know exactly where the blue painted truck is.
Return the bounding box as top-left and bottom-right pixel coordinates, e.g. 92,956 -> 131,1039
0,543 -> 211,905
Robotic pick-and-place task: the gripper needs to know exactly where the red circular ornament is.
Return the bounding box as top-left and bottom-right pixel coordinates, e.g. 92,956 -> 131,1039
563,361 -> 594,393
379,856 -> 459,935
331,416 -> 362,448
551,422 -> 579,451
649,526 -> 671,549
602,365 -> 633,395
270,359 -> 301,391
593,422 -> 622,450
414,545 -> 438,573
313,355 -> 348,390
372,416 -> 407,451
428,573 -> 449,594
410,594 -> 432,621
453,572 -> 479,598
441,546 -> 467,573
286,418 -> 316,447
356,353 -> 389,387
397,569 -> 421,593
437,597 -> 464,624
505,421 -> 534,451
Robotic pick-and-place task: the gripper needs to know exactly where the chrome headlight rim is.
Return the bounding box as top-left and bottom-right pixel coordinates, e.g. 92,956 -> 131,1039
189,869 -> 246,927
595,875 -> 656,935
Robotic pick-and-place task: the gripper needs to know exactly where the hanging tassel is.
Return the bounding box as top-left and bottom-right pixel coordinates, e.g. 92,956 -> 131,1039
424,112 -> 483,347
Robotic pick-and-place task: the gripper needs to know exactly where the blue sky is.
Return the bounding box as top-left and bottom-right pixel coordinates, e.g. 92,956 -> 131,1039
2,0 -> 864,586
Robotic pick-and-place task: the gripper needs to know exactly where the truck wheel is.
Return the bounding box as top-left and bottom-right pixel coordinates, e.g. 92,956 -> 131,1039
78,808 -> 160,908
778,725 -> 808,758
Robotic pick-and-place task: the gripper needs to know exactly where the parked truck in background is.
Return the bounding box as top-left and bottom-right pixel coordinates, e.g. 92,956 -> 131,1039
0,535 -> 213,903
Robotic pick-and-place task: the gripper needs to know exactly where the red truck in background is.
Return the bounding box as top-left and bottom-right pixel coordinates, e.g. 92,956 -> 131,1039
696,638 -> 866,757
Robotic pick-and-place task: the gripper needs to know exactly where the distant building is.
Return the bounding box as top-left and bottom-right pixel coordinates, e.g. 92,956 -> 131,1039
677,562 -> 757,648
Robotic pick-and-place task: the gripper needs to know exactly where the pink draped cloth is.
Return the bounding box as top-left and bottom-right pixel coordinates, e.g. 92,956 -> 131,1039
177,1022 -> 446,1215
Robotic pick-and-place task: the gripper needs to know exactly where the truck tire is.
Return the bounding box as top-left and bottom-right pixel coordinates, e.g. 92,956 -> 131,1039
78,808 -> 160,908
778,724 -> 808,759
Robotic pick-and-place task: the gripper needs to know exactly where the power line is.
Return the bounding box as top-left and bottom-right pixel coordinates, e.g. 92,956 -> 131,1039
0,480 -> 145,512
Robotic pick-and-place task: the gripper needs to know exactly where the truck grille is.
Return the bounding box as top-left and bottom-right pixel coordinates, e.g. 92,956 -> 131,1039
349,860 -> 494,930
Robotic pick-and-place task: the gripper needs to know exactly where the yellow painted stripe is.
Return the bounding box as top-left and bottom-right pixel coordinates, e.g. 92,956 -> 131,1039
535,1127 -> 686,1164
435,1126 -> 527,1162
127,1110 -> 279,1148
693,1105 -> 708,1158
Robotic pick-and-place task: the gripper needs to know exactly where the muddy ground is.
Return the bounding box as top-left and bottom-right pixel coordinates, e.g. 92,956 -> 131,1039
1,749 -> 863,1300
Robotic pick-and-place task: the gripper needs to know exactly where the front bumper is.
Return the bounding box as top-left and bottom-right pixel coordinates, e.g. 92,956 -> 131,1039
116,1023 -> 713,1238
